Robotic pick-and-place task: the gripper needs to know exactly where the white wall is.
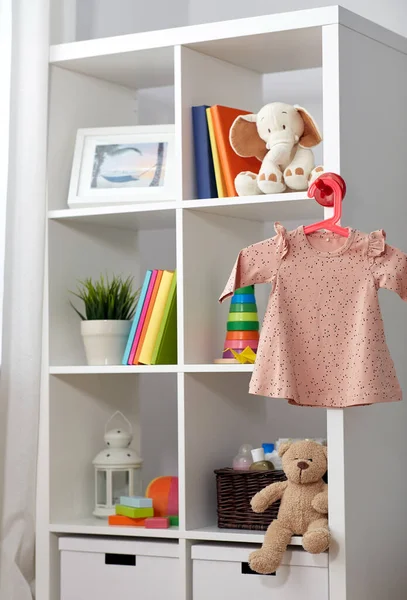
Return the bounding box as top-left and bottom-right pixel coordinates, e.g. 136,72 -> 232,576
58,0 -> 407,43
76,0 -> 189,41
189,0 -> 407,37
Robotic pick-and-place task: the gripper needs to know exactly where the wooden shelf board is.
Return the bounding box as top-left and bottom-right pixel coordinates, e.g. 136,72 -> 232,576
48,202 -> 177,231
49,365 -> 179,375
185,525 -> 302,545
49,519 -> 180,538
182,193 -> 323,222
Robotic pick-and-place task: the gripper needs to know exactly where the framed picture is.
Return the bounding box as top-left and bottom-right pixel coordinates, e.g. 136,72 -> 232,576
68,125 -> 176,208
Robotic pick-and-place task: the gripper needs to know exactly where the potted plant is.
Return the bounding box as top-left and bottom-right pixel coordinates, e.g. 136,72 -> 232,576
70,274 -> 140,366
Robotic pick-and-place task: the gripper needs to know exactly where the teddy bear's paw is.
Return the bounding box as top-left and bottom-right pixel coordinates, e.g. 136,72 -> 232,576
302,528 -> 330,554
283,166 -> 309,191
257,171 -> 286,194
308,166 -> 325,186
250,494 -> 269,513
235,172 -> 263,196
249,549 -> 281,574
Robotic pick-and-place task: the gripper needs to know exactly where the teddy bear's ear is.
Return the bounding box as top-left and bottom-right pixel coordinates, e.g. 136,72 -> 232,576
229,114 -> 268,162
322,445 -> 328,459
278,442 -> 292,457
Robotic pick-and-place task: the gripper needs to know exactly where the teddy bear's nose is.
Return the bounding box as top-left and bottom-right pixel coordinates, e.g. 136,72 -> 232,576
297,461 -> 309,470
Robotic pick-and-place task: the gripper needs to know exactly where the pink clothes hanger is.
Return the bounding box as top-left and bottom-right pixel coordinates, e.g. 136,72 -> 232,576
304,172 -> 349,237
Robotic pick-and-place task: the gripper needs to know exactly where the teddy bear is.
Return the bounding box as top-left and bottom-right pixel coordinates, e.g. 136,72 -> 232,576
229,102 -> 324,195
249,439 -> 330,574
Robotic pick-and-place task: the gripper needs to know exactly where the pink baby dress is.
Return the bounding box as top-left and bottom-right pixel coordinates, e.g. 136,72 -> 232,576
220,223 -> 407,407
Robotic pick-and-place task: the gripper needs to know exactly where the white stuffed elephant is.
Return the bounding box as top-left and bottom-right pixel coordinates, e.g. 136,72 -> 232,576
229,102 -> 323,195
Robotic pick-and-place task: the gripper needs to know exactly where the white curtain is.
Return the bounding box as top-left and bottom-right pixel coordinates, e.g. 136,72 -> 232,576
0,0 -> 49,598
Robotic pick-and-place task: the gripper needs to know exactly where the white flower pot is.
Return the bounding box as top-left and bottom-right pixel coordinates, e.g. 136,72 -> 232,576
81,320 -> 131,366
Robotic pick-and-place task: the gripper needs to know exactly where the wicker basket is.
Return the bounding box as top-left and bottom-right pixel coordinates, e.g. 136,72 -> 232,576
215,468 -> 287,531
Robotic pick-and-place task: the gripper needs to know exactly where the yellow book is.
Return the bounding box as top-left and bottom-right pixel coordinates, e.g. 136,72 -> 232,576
138,270 -> 174,365
206,107 -> 226,198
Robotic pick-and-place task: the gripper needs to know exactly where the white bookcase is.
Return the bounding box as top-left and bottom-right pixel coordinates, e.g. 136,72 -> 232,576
37,6 -> 407,600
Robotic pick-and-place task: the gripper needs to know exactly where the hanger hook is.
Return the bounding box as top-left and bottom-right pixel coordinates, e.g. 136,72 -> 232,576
308,172 -> 346,208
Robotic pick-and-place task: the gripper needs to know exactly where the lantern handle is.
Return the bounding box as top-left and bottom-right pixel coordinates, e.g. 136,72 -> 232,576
105,411 -> 133,436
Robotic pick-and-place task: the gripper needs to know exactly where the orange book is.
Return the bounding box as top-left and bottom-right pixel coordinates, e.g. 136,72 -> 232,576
210,105 -> 261,197
133,270 -> 163,364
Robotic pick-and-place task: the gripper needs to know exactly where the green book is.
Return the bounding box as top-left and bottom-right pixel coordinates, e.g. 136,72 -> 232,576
151,272 -> 177,365
115,505 -> 154,518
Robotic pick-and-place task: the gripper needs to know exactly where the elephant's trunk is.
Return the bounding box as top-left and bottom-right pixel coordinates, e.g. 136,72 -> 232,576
266,130 -> 297,166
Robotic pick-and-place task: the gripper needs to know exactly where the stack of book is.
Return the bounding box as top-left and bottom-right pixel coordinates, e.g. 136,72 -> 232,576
122,270 -> 177,365
192,104 -> 260,199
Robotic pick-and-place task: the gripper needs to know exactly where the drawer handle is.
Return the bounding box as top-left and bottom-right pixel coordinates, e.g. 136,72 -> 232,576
241,562 -> 276,576
105,553 -> 136,566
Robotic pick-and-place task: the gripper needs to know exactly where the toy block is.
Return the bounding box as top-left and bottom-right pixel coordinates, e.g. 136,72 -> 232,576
145,517 -> 169,529
120,496 -> 153,508
115,505 -> 154,519
168,515 -> 179,527
229,303 -> 257,313
227,321 -> 259,331
108,515 -> 146,527
231,294 -> 255,304
234,285 -> 254,294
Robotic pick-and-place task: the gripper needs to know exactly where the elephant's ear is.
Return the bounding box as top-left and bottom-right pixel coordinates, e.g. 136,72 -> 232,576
229,114 -> 267,161
295,105 -> 322,148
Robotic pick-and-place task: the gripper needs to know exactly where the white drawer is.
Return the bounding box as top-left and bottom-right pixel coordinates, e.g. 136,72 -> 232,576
59,537 -> 180,600
192,543 -> 328,600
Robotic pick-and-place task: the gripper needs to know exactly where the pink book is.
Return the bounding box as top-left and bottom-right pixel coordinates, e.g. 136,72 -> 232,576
128,270 -> 158,364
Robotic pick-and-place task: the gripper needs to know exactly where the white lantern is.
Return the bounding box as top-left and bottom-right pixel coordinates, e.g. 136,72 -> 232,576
93,411 -> 142,518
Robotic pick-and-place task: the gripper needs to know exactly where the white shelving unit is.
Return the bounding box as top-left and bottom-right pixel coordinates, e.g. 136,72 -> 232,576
37,6 -> 407,600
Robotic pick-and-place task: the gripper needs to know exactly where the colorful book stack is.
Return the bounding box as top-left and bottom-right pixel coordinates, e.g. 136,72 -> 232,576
221,285 -> 260,362
122,270 -> 177,365
192,104 -> 261,199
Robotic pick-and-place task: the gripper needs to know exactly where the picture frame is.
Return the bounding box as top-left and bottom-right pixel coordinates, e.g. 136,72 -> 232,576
67,125 -> 176,208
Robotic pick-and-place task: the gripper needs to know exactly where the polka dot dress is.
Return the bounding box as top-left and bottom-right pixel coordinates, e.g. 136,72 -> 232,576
220,223 -> 407,407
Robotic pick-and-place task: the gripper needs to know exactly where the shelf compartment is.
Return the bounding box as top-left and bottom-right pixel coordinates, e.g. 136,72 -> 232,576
50,45 -> 175,90
183,373 -> 327,533
50,374 -> 178,525
50,518 -> 180,538
49,7 -> 341,86
48,217 -> 176,367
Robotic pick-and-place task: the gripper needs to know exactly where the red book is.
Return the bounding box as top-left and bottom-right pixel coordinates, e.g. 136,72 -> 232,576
210,105 -> 261,197
133,270 -> 163,364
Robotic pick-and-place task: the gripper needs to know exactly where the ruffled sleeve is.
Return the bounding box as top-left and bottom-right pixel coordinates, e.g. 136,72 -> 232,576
274,222 -> 289,260
368,230 -> 407,301
368,229 -> 386,261
219,222 -> 289,302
